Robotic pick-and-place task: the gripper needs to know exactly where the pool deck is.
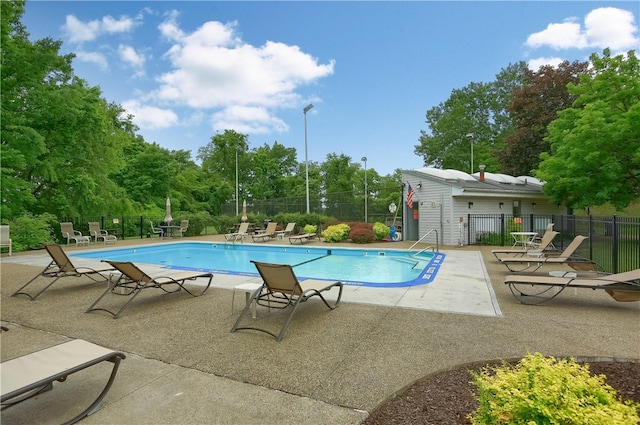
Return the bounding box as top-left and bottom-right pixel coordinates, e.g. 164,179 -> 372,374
1,235 -> 638,424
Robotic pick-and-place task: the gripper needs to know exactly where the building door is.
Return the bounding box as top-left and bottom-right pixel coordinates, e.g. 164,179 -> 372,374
405,203 -> 419,240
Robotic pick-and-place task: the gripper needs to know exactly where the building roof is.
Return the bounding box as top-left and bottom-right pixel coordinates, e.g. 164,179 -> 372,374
405,168 -> 545,194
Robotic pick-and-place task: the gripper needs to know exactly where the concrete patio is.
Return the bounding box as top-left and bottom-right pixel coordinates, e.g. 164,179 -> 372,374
1,236 -> 638,424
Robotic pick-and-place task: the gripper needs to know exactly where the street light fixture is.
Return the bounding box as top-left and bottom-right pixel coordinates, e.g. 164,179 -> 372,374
466,133 -> 474,173
303,104 -> 314,214
361,156 -> 368,222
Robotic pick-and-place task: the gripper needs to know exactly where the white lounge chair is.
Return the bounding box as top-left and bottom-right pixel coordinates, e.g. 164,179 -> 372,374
0,339 -> 126,424
0,225 -> 11,255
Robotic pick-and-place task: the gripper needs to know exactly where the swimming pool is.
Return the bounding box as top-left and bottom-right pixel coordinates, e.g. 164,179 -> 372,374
71,242 -> 445,287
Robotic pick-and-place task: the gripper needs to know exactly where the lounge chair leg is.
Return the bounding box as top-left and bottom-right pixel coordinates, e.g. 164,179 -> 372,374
61,355 -> 123,425
11,274 -> 63,301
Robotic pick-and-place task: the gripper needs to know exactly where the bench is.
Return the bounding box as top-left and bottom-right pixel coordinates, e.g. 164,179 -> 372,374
1,339 -> 126,424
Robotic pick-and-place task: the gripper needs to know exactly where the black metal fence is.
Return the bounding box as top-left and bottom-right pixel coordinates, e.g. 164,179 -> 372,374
469,214 -> 640,273
58,216 -> 206,242
220,190 -> 399,224
59,212 -> 638,274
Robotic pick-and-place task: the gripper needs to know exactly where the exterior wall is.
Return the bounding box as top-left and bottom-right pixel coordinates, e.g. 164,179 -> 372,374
411,179 -> 453,246
402,170 -> 561,246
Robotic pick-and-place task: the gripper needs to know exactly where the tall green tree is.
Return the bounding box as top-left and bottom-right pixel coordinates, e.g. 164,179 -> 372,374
1,1 -> 64,218
1,0 -> 132,218
498,60 -> 589,176
415,62 -> 527,173
536,49 -> 640,210
248,142 -> 298,200
197,130 -> 250,212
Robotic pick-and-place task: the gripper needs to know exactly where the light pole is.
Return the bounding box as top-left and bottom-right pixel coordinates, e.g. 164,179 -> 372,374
235,149 -> 239,215
361,156 -> 367,222
303,104 -> 314,214
466,133 -> 474,173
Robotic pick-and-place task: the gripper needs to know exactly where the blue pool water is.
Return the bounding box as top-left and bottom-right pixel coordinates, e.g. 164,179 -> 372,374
71,242 -> 445,287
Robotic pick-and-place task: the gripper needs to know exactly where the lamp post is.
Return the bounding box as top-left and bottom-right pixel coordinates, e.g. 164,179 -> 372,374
361,156 -> 368,222
466,133 -> 474,173
235,149 -> 239,215
303,104 -> 314,214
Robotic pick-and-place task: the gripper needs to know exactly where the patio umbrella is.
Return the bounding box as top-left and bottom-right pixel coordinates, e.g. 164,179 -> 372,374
241,200 -> 248,222
164,197 -> 173,225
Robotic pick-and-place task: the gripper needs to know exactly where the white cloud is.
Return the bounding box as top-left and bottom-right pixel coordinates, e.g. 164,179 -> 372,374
63,15 -> 101,43
158,10 -> 185,42
211,105 -> 289,134
75,51 -> 108,71
118,44 -> 145,68
101,15 -> 137,34
121,100 -> 179,130
151,17 -> 334,134
63,14 -> 138,44
584,7 -> 638,50
527,56 -> 566,71
526,7 -> 639,51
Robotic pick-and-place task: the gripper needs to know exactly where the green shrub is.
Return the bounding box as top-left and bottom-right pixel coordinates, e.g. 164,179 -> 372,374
372,222 -> 391,240
469,352 -> 640,425
322,223 -> 351,243
477,232 -> 502,245
304,224 -> 317,234
349,226 -> 375,244
7,213 -> 57,252
178,210 -> 212,236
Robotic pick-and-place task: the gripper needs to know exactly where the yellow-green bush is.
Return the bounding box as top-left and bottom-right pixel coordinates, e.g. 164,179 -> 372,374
322,223 -> 351,242
303,224 -> 317,234
469,353 -> 640,425
372,222 -> 390,240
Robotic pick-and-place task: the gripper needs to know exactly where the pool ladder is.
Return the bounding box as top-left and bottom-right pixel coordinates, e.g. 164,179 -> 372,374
408,229 -> 439,257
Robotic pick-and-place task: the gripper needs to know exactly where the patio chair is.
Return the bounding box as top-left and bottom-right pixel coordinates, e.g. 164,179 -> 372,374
288,233 -> 317,245
505,269 -> 640,305
60,222 -> 91,246
88,222 -> 117,244
497,235 -> 597,273
275,222 -> 296,239
86,260 -> 213,319
231,260 -> 343,341
149,220 -> 164,238
492,231 -> 559,259
11,244 -> 115,300
251,222 -> 278,242
178,220 -> 189,237
225,222 -> 250,242
0,339 -> 126,425
531,222 -> 554,245
0,225 -> 11,255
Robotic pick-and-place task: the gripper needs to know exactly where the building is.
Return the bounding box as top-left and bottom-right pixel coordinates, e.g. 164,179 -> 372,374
401,167 -> 564,245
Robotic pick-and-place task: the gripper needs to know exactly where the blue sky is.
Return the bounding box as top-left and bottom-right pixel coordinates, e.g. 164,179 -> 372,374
23,1 -> 640,176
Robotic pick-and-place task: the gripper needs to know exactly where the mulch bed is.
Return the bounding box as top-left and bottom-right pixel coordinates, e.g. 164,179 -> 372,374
363,361 -> 640,425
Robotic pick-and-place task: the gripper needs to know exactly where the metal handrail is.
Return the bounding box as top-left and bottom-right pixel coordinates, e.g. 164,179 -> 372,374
408,229 -> 439,256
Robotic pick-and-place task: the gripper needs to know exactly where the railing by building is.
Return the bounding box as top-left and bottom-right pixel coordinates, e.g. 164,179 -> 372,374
468,214 -> 640,274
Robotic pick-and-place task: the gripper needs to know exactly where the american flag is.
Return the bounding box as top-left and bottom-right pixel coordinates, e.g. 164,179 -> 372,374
407,183 -> 414,209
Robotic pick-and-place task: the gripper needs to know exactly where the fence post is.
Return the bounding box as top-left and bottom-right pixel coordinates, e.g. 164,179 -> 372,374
612,215 -> 619,274
529,213 -> 534,232
140,216 -> 144,239
500,214 -> 505,246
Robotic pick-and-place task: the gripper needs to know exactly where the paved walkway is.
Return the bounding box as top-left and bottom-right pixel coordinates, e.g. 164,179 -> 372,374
1,236 -> 638,424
